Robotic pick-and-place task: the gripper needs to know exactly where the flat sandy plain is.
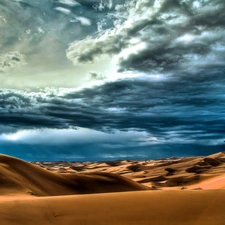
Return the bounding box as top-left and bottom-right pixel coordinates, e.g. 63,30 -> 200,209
1,152 -> 225,225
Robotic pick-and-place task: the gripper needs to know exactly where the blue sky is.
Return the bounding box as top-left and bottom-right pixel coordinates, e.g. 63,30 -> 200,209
0,0 -> 225,161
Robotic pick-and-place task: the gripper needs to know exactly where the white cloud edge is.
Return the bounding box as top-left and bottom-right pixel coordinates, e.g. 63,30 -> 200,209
0,127 -> 158,145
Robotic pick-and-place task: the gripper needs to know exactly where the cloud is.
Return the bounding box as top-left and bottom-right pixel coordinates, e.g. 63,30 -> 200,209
67,0 -> 225,75
0,52 -> 26,73
0,67 -> 224,147
2,126 -> 222,162
1,0 -> 225,160
57,0 -> 81,7
0,0 -> 117,88
75,16 -> 92,26
0,127 -> 153,146
55,7 -> 71,14
87,71 -> 106,80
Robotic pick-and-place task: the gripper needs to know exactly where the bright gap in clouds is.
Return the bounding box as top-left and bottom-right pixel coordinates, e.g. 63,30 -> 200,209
177,34 -> 195,43
0,127 -> 223,162
0,128 -> 157,145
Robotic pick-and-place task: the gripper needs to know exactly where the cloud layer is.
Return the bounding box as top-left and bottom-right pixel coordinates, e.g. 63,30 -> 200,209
67,0 -> 225,75
1,67 -> 224,147
0,0 -> 111,87
0,0 -> 225,160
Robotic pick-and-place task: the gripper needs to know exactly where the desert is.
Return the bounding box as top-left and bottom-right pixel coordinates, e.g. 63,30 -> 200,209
1,0 -> 225,224
0,152 -> 225,225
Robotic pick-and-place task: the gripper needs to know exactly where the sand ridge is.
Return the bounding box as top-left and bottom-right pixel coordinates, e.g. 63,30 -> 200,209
0,154 -> 148,196
1,153 -> 225,225
33,152 -> 225,190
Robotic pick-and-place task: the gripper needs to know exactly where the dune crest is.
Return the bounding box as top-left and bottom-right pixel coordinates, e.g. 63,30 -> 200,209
0,154 -> 148,196
32,152 -> 225,190
1,153 -> 225,225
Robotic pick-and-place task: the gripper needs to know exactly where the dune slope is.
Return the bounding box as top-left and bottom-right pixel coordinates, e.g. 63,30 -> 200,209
1,190 -> 225,225
33,152 -> 225,189
0,155 -> 148,196
1,154 -> 225,225
189,174 -> 225,189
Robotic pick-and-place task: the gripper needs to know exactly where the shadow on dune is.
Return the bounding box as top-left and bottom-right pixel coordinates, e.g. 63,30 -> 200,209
0,155 -> 148,196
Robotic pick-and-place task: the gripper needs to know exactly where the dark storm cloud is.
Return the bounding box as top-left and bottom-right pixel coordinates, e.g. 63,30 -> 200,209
1,66 -> 225,146
1,0 -> 225,160
67,0 -> 225,74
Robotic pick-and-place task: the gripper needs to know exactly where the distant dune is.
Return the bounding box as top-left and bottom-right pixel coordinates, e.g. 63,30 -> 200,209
0,154 -> 148,196
1,153 -> 225,225
33,151 -> 225,190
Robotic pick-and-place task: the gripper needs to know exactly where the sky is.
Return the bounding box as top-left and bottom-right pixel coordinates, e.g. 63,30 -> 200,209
0,0 -> 225,161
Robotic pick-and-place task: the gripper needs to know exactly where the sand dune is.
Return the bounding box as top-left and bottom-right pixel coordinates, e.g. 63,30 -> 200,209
189,174 -> 225,189
0,154 -> 148,196
1,191 -> 225,225
33,151 -> 225,189
1,153 -> 225,225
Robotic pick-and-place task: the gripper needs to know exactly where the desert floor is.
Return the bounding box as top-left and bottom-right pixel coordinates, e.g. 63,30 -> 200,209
1,152 -> 225,224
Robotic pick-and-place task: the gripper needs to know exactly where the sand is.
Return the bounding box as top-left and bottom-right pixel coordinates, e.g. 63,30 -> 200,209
32,151 -> 225,189
0,155 -> 148,196
1,153 -> 225,224
1,191 -> 225,225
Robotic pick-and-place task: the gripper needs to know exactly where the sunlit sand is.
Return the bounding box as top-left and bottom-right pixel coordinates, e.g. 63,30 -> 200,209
0,153 -> 225,224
